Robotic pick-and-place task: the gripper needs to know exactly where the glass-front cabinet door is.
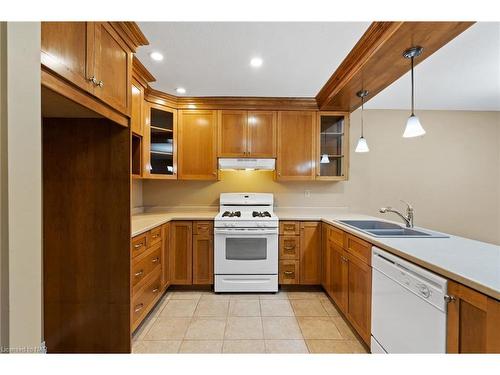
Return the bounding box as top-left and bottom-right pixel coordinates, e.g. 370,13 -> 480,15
316,112 -> 349,180
143,102 -> 177,178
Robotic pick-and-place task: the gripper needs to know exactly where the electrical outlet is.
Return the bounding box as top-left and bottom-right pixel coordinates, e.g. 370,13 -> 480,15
304,190 -> 311,198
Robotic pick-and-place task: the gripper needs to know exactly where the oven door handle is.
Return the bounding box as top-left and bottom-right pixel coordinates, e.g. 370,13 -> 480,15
215,229 -> 278,235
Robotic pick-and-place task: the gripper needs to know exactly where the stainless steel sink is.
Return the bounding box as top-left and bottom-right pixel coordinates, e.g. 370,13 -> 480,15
338,220 -> 449,238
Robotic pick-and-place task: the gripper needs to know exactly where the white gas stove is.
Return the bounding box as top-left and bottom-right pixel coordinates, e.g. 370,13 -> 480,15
214,193 -> 278,293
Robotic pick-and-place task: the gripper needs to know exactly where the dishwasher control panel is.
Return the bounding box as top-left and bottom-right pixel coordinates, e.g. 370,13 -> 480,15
372,247 -> 448,311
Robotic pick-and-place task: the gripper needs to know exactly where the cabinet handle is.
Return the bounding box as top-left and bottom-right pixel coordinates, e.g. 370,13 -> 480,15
152,287 -> 159,293
134,243 -> 143,249
97,80 -> 104,88
444,295 -> 456,303
152,257 -> 160,263
284,271 -> 294,276
134,303 -> 144,313
134,270 -> 144,277
152,234 -> 160,239
88,76 -> 98,86
284,246 -> 295,250
213,171 -> 217,176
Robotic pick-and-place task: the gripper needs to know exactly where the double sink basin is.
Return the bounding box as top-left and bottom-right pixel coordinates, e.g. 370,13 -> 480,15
339,220 -> 449,238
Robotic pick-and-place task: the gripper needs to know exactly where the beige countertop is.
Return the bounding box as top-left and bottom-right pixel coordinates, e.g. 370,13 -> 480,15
132,207 -> 500,300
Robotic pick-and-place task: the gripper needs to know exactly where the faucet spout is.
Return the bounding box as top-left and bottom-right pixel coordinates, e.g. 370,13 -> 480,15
379,202 -> 414,228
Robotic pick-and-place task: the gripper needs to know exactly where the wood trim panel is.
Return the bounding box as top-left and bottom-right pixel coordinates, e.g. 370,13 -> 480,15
43,118 -> 131,353
316,21 -> 474,111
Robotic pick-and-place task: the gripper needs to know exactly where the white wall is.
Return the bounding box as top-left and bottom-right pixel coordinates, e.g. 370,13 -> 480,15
140,109 -> 500,245
1,22 -> 42,352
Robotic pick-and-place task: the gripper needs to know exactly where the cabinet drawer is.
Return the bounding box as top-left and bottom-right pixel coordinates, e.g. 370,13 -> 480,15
279,236 -> 300,260
132,268 -> 162,329
279,221 -> 300,235
131,232 -> 149,258
328,225 -> 344,247
150,226 -> 162,246
193,221 -> 214,236
345,234 -> 372,265
131,243 -> 162,291
279,260 -> 300,285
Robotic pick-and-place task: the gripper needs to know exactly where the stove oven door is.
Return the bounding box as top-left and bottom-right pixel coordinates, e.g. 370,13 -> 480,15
214,228 -> 278,275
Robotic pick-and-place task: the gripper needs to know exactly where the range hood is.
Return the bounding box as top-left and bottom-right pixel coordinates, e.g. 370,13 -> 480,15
218,158 -> 275,171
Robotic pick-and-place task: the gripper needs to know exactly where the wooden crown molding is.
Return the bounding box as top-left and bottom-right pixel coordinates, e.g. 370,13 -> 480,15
110,22 -> 149,52
316,21 -> 475,111
133,56 -> 156,87
145,87 -> 318,111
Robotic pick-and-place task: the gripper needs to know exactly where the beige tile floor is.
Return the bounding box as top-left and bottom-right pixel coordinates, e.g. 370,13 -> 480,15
132,289 -> 368,354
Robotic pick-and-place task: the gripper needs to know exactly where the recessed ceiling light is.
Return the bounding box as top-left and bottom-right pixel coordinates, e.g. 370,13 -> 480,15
250,57 -> 263,68
150,52 -> 164,61
176,87 -> 186,95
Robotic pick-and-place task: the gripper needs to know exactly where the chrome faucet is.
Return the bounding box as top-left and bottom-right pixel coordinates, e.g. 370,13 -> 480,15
379,200 -> 414,228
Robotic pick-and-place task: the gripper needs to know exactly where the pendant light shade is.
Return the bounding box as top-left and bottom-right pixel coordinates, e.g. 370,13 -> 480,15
403,114 -> 426,138
403,46 -> 425,138
355,137 -> 369,153
355,90 -> 369,153
320,154 -> 330,164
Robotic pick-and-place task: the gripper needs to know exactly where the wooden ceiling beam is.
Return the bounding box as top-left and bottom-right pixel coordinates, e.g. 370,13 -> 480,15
315,21 -> 475,112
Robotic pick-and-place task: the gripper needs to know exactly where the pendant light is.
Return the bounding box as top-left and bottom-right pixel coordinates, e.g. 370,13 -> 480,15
355,90 -> 369,153
403,46 -> 426,138
320,131 -> 330,164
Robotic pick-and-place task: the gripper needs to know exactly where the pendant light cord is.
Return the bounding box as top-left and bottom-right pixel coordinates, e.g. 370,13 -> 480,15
360,95 -> 364,138
411,56 -> 415,116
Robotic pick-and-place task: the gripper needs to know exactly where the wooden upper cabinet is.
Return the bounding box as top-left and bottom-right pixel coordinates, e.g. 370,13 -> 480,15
178,110 -> 218,180
247,111 -> 276,157
276,111 -> 316,180
299,221 -> 322,285
41,22 -> 136,118
41,22 -> 95,93
316,112 -> 350,180
218,111 -> 248,157
93,22 -> 131,115
143,103 -> 177,179
447,281 -> 500,353
218,110 -> 276,158
131,78 -> 144,136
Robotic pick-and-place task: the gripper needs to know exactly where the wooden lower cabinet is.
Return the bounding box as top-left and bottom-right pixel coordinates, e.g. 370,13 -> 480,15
346,252 -> 372,344
131,225 -> 165,332
193,234 -> 214,285
169,220 -> 214,286
321,225 -> 333,297
299,222 -> 322,284
278,221 -> 321,285
447,281 -> 500,353
330,243 -> 348,312
279,260 -> 300,284
169,221 -> 193,284
161,223 -> 170,290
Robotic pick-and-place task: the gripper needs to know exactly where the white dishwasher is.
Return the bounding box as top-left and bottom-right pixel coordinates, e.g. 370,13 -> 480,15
371,247 -> 448,353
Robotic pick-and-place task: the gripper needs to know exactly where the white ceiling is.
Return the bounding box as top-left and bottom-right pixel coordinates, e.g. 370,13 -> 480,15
366,22 -> 500,111
137,22 -> 500,111
136,22 -> 370,97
